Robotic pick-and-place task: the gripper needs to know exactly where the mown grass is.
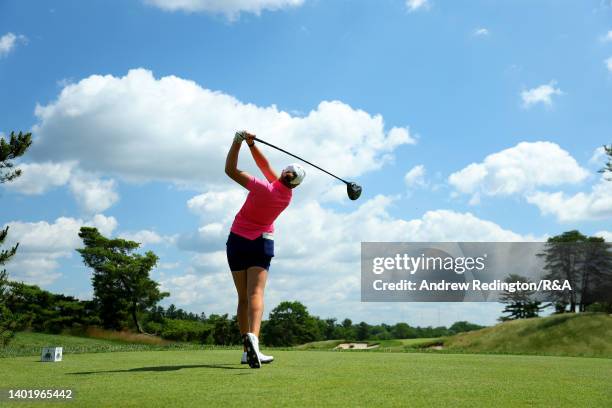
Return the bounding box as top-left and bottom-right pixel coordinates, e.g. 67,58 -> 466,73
443,313 -> 612,358
1,349 -> 610,407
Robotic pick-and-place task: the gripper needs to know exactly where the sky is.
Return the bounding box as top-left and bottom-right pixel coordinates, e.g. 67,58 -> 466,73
1,0 -> 611,327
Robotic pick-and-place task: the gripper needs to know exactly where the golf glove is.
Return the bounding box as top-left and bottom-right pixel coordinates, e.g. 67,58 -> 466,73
234,131 -> 247,144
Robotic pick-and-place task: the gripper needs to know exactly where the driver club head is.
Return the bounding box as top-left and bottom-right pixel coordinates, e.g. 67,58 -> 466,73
347,182 -> 362,200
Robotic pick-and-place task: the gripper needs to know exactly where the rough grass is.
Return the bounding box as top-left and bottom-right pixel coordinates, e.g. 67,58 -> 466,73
443,313 -> 612,358
0,332 -> 239,358
1,350 -> 610,407
82,327 -> 171,345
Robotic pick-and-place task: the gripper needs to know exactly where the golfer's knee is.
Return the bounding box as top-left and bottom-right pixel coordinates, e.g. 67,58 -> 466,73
248,289 -> 263,301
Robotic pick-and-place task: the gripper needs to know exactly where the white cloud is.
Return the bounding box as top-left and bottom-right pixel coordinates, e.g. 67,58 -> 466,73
526,178 -> 612,222
69,171 -> 119,214
473,28 -> 489,36
2,162 -> 119,213
601,30 -> 612,42
449,141 -> 588,199
3,161 -> 75,194
32,69 -> 414,200
187,189 -> 246,219
166,191 -> 537,316
606,57 -> 612,72
406,0 -> 429,12
521,81 -> 563,108
404,164 -> 427,187
120,229 -> 177,246
2,215 -> 117,285
143,0 -> 304,19
589,146 -> 607,167
0,32 -> 27,58
594,230 -> 612,241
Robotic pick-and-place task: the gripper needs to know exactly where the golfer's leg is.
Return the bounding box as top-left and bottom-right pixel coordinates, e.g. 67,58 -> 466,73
246,266 -> 268,336
231,270 -> 249,336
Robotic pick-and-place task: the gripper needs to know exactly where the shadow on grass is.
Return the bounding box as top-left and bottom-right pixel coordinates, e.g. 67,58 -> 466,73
69,364 -> 247,375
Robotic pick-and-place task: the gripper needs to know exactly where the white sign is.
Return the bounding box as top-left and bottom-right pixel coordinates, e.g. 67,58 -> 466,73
41,347 -> 63,362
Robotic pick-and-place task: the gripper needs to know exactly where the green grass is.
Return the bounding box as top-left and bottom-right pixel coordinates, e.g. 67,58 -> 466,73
0,349 -> 610,407
443,313 -> 612,358
0,332 -> 239,358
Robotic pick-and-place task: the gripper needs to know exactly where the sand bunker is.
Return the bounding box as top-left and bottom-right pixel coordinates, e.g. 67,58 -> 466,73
335,343 -> 380,350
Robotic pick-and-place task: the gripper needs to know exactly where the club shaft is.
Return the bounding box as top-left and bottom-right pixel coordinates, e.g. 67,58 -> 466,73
253,137 -> 349,184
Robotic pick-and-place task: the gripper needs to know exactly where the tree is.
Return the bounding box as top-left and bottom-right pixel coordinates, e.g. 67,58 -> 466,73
1,131 -> 32,183
499,274 -> 544,321
599,144 -> 612,180
355,321 -> 370,341
0,271 -> 19,346
261,301 -> 321,346
392,322 -> 415,339
0,131 -> 32,346
76,227 -> 169,333
448,321 -> 485,334
579,237 -> 612,311
539,231 -> 586,313
340,318 -> 355,340
539,231 -> 612,313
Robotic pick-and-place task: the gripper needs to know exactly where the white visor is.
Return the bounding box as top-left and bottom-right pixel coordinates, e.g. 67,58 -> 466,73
282,163 -> 306,186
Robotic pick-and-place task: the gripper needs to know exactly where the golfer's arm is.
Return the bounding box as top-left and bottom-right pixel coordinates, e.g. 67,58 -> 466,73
249,143 -> 279,182
225,140 -> 251,188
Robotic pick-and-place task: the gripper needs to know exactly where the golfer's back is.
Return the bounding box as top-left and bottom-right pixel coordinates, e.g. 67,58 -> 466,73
231,175 -> 292,240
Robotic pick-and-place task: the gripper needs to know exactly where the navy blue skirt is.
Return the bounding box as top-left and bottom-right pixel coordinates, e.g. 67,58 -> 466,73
226,232 -> 274,271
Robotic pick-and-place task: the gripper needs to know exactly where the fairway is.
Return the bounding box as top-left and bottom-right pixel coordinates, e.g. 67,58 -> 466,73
1,350 -> 610,407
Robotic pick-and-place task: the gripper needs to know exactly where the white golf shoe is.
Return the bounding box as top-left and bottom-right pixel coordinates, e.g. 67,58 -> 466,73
242,333 -> 274,368
241,351 -> 274,364
243,332 -> 261,368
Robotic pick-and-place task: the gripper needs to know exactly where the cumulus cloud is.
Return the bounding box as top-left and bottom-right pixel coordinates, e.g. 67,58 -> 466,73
120,229 -> 176,246
404,164 -> 427,188
526,178 -> 612,222
165,192 -> 537,315
0,32 -> 27,58
3,214 -> 117,285
69,171 -> 119,214
606,57 -> 612,73
594,230 -> 612,241
521,81 -> 563,108
406,0 -> 429,12
3,161 -> 75,194
3,162 -> 120,213
143,0 -> 304,19
31,69 -> 414,200
589,146 -> 608,167
448,141 -> 588,199
601,31 -> 612,42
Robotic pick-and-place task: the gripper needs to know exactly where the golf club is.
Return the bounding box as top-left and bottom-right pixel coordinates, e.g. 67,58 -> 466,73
253,136 -> 362,200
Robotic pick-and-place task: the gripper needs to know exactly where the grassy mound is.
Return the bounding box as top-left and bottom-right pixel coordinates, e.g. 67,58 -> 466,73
443,313 -> 612,358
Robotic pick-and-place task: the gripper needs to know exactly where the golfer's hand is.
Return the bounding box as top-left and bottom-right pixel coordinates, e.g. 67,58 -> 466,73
234,131 -> 246,144
244,132 -> 255,146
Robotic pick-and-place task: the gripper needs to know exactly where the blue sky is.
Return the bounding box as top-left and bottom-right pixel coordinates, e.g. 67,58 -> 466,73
1,0 -> 611,326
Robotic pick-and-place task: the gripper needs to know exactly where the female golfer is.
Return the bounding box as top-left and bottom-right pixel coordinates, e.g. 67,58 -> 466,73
225,131 -> 305,369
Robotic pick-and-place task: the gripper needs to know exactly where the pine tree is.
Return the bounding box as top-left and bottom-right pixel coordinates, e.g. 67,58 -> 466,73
0,131 -> 32,346
76,227 -> 169,333
599,144 -> 612,180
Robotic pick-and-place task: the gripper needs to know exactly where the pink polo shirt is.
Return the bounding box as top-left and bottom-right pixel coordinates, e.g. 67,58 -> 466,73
230,175 -> 292,240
